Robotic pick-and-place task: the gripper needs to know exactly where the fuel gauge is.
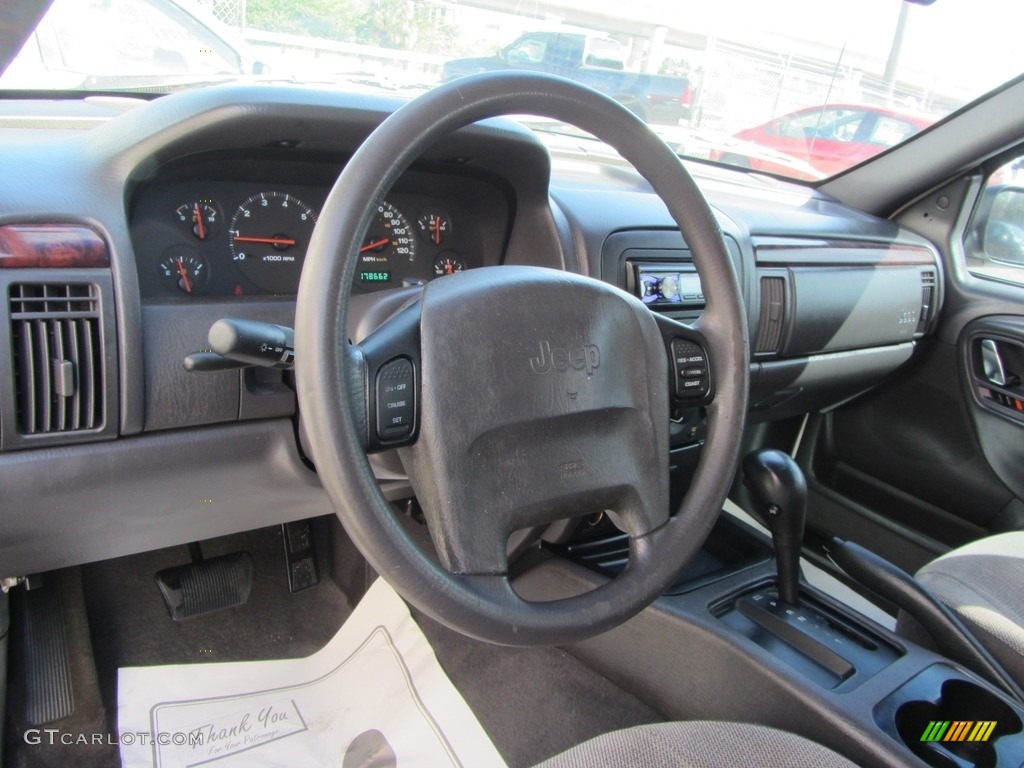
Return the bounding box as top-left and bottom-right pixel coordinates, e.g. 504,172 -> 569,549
158,247 -> 208,295
175,201 -> 220,241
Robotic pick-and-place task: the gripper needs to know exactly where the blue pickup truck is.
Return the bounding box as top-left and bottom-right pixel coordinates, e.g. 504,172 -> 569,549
442,32 -> 692,125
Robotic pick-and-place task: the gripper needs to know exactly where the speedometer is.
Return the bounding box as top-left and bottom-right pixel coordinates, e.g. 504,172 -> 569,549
357,201 -> 416,288
229,192 -> 317,294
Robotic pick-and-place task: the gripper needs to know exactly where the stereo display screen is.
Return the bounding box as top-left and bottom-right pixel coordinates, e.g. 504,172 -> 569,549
637,269 -> 704,307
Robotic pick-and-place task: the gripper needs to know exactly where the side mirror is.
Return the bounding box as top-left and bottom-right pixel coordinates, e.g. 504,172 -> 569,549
981,186 -> 1024,266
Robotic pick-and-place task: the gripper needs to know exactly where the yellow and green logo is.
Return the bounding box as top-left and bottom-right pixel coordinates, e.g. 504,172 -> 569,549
920,721 -> 998,743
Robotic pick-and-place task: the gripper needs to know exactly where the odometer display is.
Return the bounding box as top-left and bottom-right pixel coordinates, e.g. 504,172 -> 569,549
229,192 -> 317,294
357,201 -> 416,286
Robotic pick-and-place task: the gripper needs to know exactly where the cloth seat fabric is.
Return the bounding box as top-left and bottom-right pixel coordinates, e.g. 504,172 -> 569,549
533,721 -> 858,767
910,531 -> 1024,685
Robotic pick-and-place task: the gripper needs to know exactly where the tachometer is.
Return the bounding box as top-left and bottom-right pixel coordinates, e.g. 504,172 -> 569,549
229,192 -> 317,294
357,201 -> 416,288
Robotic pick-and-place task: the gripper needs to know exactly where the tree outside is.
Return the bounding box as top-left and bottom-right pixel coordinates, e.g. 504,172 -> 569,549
246,0 -> 456,52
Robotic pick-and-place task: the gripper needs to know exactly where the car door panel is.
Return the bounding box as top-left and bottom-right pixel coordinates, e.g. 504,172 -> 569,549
958,315 -> 1024,500
804,172 -> 1024,570
816,337 -> 1018,548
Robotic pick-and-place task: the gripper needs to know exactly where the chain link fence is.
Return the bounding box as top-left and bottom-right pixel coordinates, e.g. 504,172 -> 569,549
194,0 -> 245,29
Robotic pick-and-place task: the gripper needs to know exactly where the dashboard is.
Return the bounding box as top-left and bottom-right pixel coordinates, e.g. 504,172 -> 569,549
0,83 -> 942,576
130,155 -> 511,299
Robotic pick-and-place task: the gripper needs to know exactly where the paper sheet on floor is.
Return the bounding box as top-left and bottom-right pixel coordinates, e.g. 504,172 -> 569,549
117,579 -> 506,768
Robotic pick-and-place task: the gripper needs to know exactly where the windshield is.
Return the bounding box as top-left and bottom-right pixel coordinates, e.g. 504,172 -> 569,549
1,0 -> 1020,181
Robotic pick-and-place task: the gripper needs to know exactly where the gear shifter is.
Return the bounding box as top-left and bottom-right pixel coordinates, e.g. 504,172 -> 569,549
743,449 -> 807,605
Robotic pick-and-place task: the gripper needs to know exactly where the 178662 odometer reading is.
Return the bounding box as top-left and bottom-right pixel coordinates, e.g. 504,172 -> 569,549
356,201 -> 417,287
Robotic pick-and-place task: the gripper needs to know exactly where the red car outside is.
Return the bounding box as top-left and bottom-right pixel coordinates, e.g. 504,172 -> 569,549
714,104 -> 934,177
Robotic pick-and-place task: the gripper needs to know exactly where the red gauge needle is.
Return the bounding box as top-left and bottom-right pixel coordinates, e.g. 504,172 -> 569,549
433,218 -> 441,245
193,203 -> 206,240
175,258 -> 193,293
360,238 -> 391,252
232,236 -> 297,246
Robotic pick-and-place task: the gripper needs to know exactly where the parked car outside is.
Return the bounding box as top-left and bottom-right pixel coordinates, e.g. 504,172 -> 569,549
442,32 -> 692,125
711,103 -> 934,176
0,0 -> 269,92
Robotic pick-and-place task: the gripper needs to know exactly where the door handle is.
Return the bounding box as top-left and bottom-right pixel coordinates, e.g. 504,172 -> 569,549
980,338 -> 1008,386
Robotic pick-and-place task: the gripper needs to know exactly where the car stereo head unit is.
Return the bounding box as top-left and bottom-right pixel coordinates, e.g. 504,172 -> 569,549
627,262 -> 705,309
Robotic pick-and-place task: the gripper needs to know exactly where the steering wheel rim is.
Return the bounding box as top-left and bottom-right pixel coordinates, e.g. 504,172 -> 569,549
295,72 -> 749,646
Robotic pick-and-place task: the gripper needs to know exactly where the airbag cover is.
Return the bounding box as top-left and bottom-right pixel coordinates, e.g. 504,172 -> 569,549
401,266 -> 669,573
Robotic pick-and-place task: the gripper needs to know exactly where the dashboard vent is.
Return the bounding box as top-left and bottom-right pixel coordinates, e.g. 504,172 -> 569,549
9,283 -> 104,435
917,269 -> 937,334
755,275 -> 786,354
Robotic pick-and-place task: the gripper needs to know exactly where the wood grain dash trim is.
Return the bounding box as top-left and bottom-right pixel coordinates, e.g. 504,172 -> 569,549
0,224 -> 109,269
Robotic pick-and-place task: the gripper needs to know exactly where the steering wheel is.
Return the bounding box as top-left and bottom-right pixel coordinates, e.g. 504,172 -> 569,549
295,72 -> 749,646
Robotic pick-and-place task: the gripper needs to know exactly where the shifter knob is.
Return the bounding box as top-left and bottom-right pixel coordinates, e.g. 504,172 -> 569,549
743,449 -> 807,604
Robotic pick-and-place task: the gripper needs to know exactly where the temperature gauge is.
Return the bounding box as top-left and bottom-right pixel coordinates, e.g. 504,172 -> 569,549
158,247 -> 208,294
175,201 -> 220,241
417,211 -> 451,246
432,253 -> 464,277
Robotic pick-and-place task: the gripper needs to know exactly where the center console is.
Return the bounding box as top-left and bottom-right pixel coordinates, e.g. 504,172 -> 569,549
520,449 -> 1024,768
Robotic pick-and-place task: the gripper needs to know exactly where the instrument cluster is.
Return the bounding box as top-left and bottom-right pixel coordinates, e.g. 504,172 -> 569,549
131,172 -> 503,299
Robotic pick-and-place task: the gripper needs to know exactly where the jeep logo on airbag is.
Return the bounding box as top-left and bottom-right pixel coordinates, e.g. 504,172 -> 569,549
529,340 -> 601,375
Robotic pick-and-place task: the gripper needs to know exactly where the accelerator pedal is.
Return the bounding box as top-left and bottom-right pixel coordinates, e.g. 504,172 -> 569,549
155,549 -> 252,621
21,577 -> 74,724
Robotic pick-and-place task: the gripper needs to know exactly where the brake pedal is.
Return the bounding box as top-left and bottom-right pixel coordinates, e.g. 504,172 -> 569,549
155,550 -> 252,621
282,520 -> 320,593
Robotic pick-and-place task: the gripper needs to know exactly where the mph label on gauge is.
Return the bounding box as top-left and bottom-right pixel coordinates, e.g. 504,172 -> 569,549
356,201 -> 417,286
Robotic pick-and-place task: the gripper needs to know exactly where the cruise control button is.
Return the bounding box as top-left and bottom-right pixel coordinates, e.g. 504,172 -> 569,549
670,338 -> 709,399
375,357 -> 415,441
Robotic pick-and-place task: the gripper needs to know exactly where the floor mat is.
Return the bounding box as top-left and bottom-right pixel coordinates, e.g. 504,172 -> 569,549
85,524 -> 350,666
117,579 -> 505,767
414,608 -> 664,768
